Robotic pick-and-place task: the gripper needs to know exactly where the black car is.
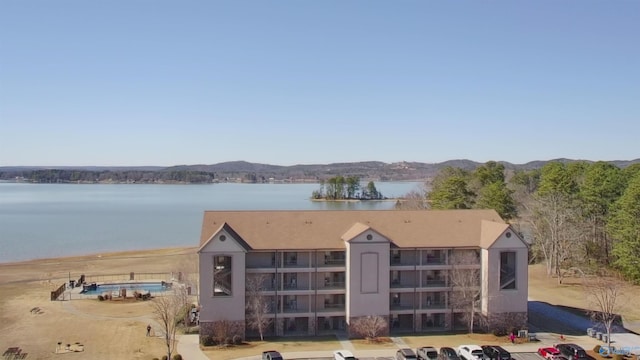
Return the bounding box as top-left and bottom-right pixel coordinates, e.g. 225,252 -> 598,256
555,344 -> 587,360
481,346 -> 511,360
263,351 -> 284,360
439,347 -> 461,360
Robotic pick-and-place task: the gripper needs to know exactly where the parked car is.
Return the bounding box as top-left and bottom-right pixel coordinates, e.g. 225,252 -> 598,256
439,347 -> 461,360
397,348 -> 418,360
417,347 -> 439,360
554,344 -> 587,360
538,347 -> 561,359
262,351 -> 283,360
334,350 -> 356,360
481,345 -> 511,360
458,345 -> 484,360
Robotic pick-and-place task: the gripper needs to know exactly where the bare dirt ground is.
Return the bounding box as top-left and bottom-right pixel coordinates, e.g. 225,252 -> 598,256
3,251 -> 640,360
527,264 -> 640,333
0,246 -> 198,360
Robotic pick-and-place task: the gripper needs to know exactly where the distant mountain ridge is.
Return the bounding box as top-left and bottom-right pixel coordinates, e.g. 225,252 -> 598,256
1,158 -> 638,183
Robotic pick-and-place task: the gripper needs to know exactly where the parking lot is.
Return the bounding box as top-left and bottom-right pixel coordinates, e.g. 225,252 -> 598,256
511,353 -> 545,360
316,353 -> 545,360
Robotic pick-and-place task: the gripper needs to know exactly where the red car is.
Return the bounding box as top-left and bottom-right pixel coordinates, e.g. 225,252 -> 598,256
538,348 -> 561,359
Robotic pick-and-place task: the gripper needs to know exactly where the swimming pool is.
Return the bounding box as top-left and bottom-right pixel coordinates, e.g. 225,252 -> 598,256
80,282 -> 171,295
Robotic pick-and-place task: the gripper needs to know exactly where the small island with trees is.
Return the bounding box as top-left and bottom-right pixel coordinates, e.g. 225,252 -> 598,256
311,176 -> 385,201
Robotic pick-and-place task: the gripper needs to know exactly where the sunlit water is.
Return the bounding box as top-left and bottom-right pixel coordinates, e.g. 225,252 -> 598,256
0,182 -> 423,262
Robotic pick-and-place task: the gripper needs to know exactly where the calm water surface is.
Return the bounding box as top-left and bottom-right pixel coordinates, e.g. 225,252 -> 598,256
0,182 -> 423,263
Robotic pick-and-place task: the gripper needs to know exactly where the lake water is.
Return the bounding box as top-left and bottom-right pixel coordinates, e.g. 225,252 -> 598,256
0,182 -> 424,263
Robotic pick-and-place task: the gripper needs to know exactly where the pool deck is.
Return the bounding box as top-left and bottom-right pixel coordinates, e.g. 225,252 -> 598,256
63,279 -> 176,300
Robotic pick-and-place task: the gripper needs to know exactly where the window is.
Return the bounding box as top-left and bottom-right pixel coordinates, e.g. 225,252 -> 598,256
213,255 -> 232,296
500,252 -> 516,290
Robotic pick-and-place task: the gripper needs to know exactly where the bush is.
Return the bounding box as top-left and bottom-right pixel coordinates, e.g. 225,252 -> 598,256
161,356 -> 168,360
184,325 -> 200,334
233,334 -> 242,345
593,345 -> 601,354
225,337 -> 233,345
492,328 -> 508,337
612,354 -> 623,360
200,335 -> 215,347
172,355 -> 183,360
97,295 -> 104,301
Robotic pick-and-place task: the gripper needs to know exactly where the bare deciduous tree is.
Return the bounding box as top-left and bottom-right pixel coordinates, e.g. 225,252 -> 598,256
176,254 -> 199,299
350,315 -> 388,341
395,188 -> 430,210
212,319 -> 242,345
527,194 -> 585,284
151,291 -> 184,360
449,250 -> 482,333
245,274 -> 271,341
584,275 -> 626,351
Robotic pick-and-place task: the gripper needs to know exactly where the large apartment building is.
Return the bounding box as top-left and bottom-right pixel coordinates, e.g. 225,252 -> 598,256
198,209 -> 528,339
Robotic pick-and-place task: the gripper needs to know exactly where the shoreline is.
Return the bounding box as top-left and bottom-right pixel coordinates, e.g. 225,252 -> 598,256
310,198 -> 401,202
0,245 -> 196,267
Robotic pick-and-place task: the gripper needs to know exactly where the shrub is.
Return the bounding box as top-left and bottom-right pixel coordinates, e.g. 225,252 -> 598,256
161,356 -> 168,360
593,345 -> 601,354
349,315 -> 388,340
492,328 -> 508,337
172,355 -> 183,360
233,334 -> 242,345
612,354 -> 623,360
200,335 -> 215,347
184,325 -> 200,335
225,336 -> 233,345
175,305 -> 190,326
97,295 -> 104,301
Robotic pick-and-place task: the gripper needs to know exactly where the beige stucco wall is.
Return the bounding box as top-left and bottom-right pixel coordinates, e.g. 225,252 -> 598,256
481,230 -> 528,315
199,229 -> 247,322
345,231 -> 390,321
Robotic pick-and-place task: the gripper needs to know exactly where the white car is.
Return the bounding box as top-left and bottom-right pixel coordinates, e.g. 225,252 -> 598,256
334,350 -> 356,360
458,345 -> 484,360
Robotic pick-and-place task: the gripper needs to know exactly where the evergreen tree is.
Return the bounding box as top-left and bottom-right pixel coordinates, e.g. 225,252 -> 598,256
607,174 -> 640,283
476,181 -> 518,220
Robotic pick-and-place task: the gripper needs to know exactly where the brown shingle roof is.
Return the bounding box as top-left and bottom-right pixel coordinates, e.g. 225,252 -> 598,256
199,209 -> 506,251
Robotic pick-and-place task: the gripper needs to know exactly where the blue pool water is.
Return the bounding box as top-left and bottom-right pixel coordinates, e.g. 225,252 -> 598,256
81,282 -> 171,295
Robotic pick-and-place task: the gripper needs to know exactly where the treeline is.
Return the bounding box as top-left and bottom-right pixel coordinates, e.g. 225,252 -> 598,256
399,161 -> 640,284
0,169 -> 217,184
311,176 -> 384,200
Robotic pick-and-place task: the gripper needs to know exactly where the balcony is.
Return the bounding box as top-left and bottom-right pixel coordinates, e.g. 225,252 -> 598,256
390,279 -> 415,288
423,255 -> 447,265
422,301 -> 447,310
318,251 -> 346,267
283,302 -> 309,313
320,281 -> 345,290
390,303 -> 415,311
319,258 -> 346,267
319,303 -> 345,312
421,279 -> 447,288
283,259 -> 305,268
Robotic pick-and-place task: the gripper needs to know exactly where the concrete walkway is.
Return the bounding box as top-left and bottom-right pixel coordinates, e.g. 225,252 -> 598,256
177,335 -> 210,360
336,332 -> 356,352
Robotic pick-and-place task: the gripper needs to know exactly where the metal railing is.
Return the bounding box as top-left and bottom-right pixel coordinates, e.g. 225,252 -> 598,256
83,272 -> 173,283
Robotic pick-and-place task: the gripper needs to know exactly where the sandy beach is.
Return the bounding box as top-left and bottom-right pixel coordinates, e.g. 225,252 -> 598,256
0,246 -> 198,360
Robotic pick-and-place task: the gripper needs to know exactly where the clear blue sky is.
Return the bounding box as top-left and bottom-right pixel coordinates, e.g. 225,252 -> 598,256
1,1 -> 638,167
